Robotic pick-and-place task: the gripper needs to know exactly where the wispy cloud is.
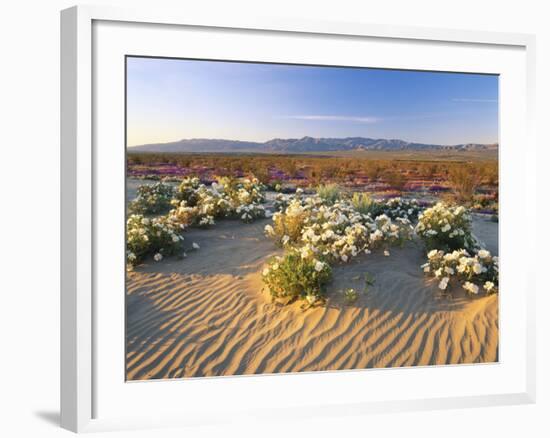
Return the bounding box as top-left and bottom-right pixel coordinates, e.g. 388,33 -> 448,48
282,115 -> 380,123
452,98 -> 498,103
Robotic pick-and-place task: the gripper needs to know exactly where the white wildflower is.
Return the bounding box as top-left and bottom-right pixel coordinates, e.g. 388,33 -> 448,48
463,281 -> 479,295
305,295 -> 316,304
478,249 -> 491,259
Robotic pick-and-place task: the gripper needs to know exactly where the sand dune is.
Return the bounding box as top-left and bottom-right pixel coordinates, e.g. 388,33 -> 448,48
126,217 -> 498,380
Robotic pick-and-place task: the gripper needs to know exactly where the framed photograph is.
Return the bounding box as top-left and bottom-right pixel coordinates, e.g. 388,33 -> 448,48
61,5 -> 536,433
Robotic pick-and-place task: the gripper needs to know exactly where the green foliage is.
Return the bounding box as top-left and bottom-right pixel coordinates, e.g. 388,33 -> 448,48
127,177 -> 268,266
382,197 -> 422,221
262,252 -> 332,305
415,203 -> 477,252
265,198 -> 311,246
364,272 -> 375,287
236,203 -> 266,223
265,193 -> 414,265
169,176 -> 266,228
343,288 -> 359,305
129,182 -> 174,215
126,214 -> 185,266
350,192 -> 379,216
422,248 -> 498,295
316,183 -> 341,205
349,194 -> 421,221
174,177 -> 201,205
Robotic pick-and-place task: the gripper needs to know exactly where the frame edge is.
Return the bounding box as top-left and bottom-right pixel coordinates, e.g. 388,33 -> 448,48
61,3 -> 537,431
61,5 -> 93,433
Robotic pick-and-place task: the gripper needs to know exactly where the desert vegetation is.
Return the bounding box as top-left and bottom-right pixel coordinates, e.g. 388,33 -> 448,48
124,58 -> 500,379
262,190 -> 498,306
125,155 -> 499,379
126,160 -> 499,306
127,151 -> 498,214
126,177 -> 267,266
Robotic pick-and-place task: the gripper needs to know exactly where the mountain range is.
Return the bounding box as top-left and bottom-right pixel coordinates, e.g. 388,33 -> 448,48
129,136 -> 498,153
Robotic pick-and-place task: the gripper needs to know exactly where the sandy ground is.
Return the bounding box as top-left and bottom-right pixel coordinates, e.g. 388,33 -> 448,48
126,214 -> 499,380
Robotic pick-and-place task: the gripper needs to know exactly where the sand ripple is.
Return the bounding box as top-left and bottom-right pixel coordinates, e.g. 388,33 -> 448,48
126,219 -> 498,380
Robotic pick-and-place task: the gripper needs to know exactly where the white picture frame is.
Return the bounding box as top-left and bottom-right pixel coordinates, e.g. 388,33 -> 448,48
60,4 -> 537,433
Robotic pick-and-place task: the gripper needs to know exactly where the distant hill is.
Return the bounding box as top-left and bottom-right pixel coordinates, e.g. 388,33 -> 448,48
129,136 -> 498,154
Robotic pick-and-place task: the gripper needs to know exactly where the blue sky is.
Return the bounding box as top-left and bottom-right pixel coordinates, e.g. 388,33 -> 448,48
126,57 -> 498,147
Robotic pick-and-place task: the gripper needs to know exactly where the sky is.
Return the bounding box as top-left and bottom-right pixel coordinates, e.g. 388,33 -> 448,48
126,57 -> 498,147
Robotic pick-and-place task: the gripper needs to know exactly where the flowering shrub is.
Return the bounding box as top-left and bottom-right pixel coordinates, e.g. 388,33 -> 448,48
126,214 -> 185,266
421,248 -> 498,295
265,194 -> 414,265
197,215 -> 216,228
168,201 -> 220,229
167,201 -> 200,227
273,193 -> 290,212
265,197 -> 316,245
168,176 -> 266,228
299,213 -> 411,264
169,186 -> 232,228
174,177 -> 201,205
262,189 -> 427,308
128,182 -> 174,215
415,202 -> 477,252
262,251 -> 332,305
236,203 -> 266,223
348,194 -> 422,221
126,176 -> 268,266
217,176 -> 266,205
371,214 -> 414,248
194,186 -> 234,218
383,197 -> 422,221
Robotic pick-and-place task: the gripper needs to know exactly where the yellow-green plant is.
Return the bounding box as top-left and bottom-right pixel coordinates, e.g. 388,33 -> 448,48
316,183 -> 341,205
262,251 -> 332,305
343,288 -> 358,305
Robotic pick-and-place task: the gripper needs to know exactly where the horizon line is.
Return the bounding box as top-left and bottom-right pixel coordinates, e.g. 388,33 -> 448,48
127,135 -> 499,148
